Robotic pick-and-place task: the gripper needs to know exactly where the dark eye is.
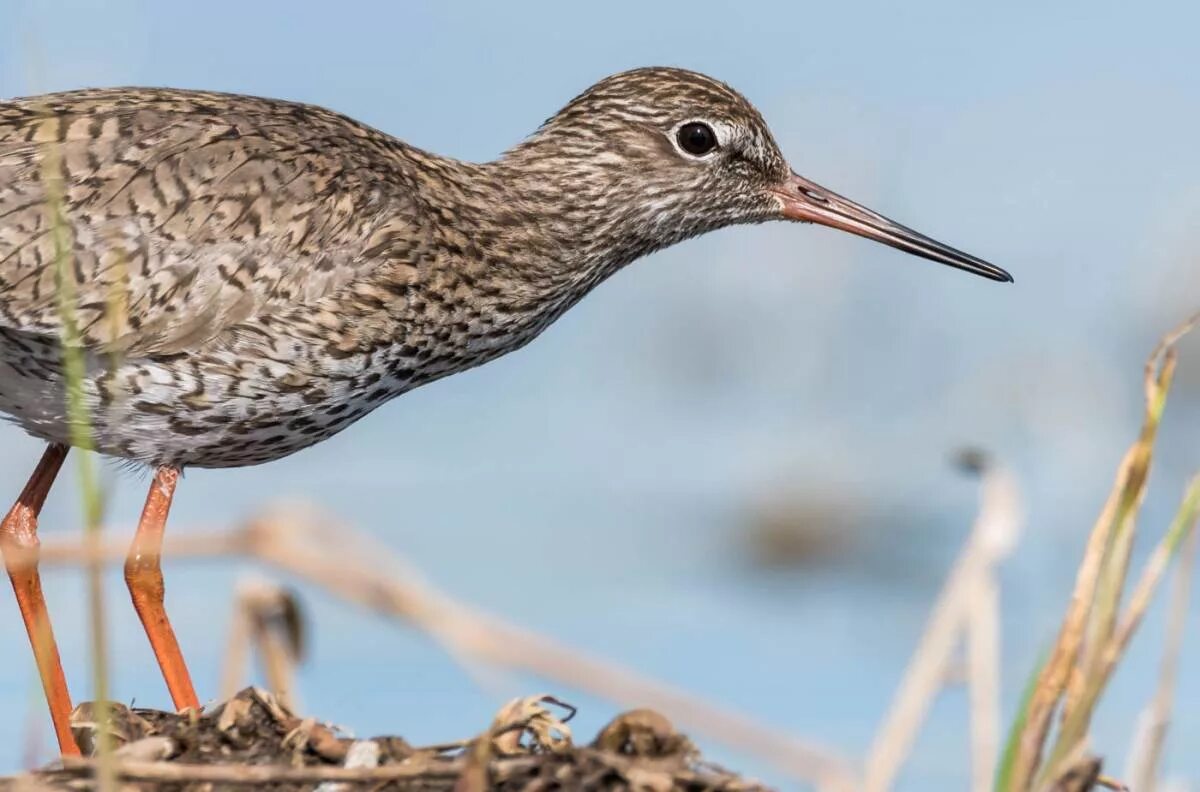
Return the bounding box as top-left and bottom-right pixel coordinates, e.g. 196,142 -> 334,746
677,122 -> 717,156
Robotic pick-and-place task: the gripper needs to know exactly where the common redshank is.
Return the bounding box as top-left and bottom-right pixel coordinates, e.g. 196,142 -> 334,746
0,67 -> 1010,754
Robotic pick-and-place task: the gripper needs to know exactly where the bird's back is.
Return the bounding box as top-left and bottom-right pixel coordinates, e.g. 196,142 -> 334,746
0,87 -> 417,357
0,88 -> 463,466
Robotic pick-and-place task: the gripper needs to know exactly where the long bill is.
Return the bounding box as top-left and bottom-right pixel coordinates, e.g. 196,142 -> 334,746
773,171 -> 1012,282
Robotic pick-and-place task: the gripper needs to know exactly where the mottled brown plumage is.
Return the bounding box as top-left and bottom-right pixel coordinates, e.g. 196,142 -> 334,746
0,68 -> 1009,754
0,67 -> 1007,468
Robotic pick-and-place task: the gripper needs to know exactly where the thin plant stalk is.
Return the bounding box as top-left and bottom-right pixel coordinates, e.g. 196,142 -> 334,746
967,569 -> 1001,792
1126,502 -> 1198,792
1041,472 -> 1200,782
1008,458 -> 1129,790
863,461 -> 1020,792
995,655 -> 1047,792
40,114 -> 115,791
1110,476 -> 1200,658
1045,476 -> 1200,786
1065,345 -> 1176,723
220,579 -> 305,712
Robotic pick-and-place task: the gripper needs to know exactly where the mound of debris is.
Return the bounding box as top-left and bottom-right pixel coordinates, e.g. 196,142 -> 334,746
14,687 -> 773,791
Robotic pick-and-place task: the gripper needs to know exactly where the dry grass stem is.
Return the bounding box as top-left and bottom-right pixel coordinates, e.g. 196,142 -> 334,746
967,562 -> 1002,792
1068,342 -> 1177,718
1125,507 -> 1199,792
56,755 -> 461,784
863,458 -> 1021,792
219,578 -> 306,711
1108,476 -> 1200,666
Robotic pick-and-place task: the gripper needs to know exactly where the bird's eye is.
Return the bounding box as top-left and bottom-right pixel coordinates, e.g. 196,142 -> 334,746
676,122 -> 717,156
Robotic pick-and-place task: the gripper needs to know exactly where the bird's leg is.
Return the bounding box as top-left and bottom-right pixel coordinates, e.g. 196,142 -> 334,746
124,466 -> 199,712
0,443 -> 79,756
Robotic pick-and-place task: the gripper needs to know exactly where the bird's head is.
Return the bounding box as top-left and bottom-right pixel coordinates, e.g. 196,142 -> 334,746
500,67 -> 1010,282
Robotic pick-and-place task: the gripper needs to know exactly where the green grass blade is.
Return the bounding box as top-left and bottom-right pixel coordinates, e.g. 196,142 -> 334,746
996,651 -> 1046,792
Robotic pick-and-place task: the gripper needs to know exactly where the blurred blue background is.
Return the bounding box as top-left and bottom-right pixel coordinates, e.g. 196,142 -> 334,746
2,1 -> 1200,788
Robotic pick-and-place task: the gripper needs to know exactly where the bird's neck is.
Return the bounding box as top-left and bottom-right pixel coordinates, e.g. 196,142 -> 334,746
363,143 -> 693,370
463,145 -> 687,311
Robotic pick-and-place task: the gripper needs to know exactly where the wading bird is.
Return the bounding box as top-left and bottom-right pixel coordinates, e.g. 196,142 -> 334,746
0,67 -> 1010,754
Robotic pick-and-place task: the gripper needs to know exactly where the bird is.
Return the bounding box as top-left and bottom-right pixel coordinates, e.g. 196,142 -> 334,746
0,66 -> 1011,755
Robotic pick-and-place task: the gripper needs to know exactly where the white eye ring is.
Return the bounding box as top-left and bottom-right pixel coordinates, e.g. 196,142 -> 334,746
670,119 -> 726,160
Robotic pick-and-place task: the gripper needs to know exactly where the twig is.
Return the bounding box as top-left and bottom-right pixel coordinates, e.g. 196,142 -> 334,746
218,585 -> 253,710
862,457 -> 1021,792
219,577 -> 306,712
39,511 -> 857,792
57,755 -> 460,784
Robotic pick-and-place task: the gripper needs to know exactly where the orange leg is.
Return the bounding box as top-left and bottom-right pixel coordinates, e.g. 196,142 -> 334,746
0,444 -> 79,756
124,466 -> 199,712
